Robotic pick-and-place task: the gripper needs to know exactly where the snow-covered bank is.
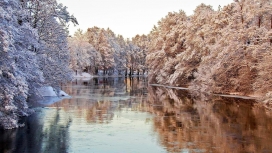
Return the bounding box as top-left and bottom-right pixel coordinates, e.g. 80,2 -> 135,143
74,72 -> 93,78
73,72 -> 94,81
38,86 -> 58,96
72,73 -> 147,79
36,86 -> 71,105
149,84 -> 188,90
149,84 -> 259,100
38,86 -> 70,97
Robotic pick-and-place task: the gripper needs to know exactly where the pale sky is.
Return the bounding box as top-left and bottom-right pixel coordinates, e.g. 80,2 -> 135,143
57,0 -> 233,38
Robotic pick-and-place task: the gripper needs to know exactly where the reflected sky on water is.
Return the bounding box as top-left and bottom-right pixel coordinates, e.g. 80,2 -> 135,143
1,77 -> 272,153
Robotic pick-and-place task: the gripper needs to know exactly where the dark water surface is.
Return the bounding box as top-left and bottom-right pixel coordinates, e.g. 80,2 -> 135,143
1,77 -> 272,153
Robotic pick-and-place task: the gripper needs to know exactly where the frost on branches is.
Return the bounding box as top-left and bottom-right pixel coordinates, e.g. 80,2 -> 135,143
0,0 -> 77,129
146,0 -> 272,102
68,27 -> 147,76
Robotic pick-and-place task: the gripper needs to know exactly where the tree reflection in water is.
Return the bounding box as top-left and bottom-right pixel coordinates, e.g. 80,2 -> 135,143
1,77 -> 272,153
147,86 -> 272,153
0,108 -> 71,153
56,77 -> 148,124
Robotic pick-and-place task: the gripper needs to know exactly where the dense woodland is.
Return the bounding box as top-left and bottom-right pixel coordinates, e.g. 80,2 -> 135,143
68,27 -> 147,76
0,0 -> 77,129
146,0 -> 272,100
71,0 -> 272,99
1,0 -> 272,129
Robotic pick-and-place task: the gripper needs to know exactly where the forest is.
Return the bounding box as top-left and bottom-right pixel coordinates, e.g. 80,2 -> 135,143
0,0 -> 77,129
72,0 -> 272,99
68,28 -> 147,76
146,0 -> 272,102
0,0 -> 272,129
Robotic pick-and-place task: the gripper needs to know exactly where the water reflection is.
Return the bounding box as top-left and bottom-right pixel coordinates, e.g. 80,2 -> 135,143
147,86 -> 272,153
0,108 -> 71,153
1,77 -> 272,153
57,77 -> 148,124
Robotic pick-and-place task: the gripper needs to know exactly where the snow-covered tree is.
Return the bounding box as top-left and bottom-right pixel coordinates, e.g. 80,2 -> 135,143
0,0 -> 43,129
132,34 -> 149,75
0,0 -> 77,129
20,0 -> 78,87
114,35 -> 127,75
86,27 -> 139,76
191,0 -> 272,96
146,0 -> 272,102
97,29 -> 115,75
147,10 -> 189,84
68,29 -> 101,75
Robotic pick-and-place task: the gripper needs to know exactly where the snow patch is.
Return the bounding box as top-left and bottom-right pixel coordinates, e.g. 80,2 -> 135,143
37,86 -> 70,97
74,72 -> 93,78
36,86 -> 71,106
38,86 -> 57,97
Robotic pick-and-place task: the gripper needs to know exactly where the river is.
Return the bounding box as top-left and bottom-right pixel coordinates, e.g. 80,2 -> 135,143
1,77 -> 272,153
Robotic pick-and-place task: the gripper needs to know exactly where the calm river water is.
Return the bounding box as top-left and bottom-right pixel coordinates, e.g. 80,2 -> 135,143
1,77 -> 272,153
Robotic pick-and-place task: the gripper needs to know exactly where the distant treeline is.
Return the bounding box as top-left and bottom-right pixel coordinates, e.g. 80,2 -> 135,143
68,27 -> 148,76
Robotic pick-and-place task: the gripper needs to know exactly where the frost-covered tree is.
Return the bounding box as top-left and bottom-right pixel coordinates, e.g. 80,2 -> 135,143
20,0 -> 77,87
86,26 -> 141,76
125,40 -> 139,76
0,0 -> 43,129
147,10 -> 189,84
132,34 -> 149,75
0,0 -> 77,129
97,29 -> 115,75
191,0 -> 272,96
147,0 -> 272,102
114,35 -> 127,75
68,29 -> 101,75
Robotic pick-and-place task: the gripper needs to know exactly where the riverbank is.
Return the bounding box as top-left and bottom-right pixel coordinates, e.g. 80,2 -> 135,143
148,83 -> 272,111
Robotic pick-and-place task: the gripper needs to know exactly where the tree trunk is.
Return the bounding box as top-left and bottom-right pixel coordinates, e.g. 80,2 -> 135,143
95,67 -> 98,75
271,16 -> 272,29
271,16 -> 272,45
258,16 -> 261,28
130,77 -> 133,96
129,68 -> 132,77
125,78 -> 128,92
94,78 -> 98,85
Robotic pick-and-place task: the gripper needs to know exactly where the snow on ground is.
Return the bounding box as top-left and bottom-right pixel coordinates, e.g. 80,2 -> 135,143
37,86 -> 70,105
38,86 -> 58,96
74,72 -> 93,78
38,86 -> 70,97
